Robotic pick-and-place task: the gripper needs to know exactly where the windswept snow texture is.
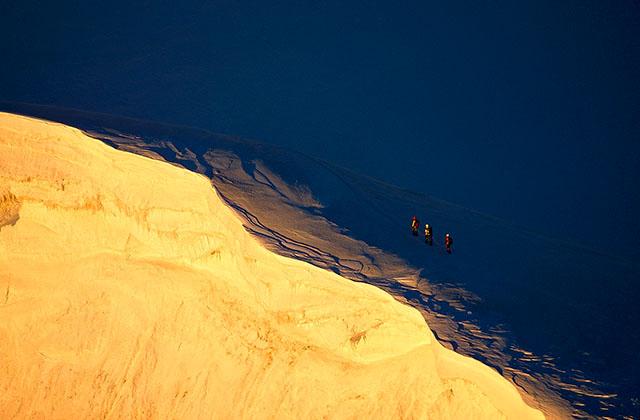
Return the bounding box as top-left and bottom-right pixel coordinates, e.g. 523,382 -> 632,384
4,104 -> 640,420
1,112 -> 549,420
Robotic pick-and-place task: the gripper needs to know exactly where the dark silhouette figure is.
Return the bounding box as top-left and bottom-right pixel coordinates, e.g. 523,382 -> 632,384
424,224 -> 433,245
445,233 -> 453,254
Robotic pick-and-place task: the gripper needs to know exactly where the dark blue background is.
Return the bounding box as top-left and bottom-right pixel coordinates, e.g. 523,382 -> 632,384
1,0 -> 638,257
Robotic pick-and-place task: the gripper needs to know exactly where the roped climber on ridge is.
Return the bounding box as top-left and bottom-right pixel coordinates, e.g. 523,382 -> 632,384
424,223 -> 432,246
410,217 -> 453,255
411,216 -> 420,236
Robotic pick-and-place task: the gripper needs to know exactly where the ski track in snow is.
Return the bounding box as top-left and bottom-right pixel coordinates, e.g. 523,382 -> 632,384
2,104 -> 639,420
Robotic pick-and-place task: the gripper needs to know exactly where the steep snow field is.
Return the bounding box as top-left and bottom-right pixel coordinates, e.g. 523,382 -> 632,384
1,103 -> 638,420
0,113 -> 545,419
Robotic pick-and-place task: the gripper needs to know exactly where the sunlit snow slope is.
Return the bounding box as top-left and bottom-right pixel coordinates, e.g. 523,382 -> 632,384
0,113 -> 545,419
3,103 -> 638,420
82,115 -> 637,420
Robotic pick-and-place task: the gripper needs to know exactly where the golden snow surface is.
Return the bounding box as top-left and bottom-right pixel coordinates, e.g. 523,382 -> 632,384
0,113 -> 544,419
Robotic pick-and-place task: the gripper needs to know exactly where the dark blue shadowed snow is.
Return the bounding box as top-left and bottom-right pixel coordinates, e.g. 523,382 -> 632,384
3,104 -> 640,420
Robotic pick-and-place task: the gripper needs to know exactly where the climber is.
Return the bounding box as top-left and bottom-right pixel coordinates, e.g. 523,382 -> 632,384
445,233 -> 453,254
424,223 -> 433,245
411,216 -> 420,236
